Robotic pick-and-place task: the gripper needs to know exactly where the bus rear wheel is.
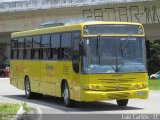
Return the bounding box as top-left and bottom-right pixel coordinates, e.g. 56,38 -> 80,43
116,99 -> 128,106
24,77 -> 33,99
63,82 -> 75,107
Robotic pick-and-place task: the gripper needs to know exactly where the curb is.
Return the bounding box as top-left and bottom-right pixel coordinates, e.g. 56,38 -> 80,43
12,106 -> 42,120
12,106 -> 25,120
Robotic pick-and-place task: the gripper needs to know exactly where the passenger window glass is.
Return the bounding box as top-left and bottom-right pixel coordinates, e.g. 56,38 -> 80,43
63,48 -> 72,60
24,49 -> 31,59
18,49 -> 24,59
73,38 -> 80,51
34,49 -> 40,59
72,31 -> 80,51
42,35 -> 50,48
31,49 -> 40,59
61,32 -> 72,48
51,34 -> 60,48
25,37 -> 32,48
11,40 -> 17,48
72,31 -> 81,38
50,48 -> 58,60
11,50 -> 18,59
42,48 -> 50,60
11,39 -> 18,59
18,38 -> 24,49
33,36 -> 41,48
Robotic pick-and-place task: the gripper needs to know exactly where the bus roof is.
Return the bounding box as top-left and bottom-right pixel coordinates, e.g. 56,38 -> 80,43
11,21 -> 142,38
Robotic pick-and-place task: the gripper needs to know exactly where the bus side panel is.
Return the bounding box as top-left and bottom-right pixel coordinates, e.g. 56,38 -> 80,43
10,60 -> 24,90
72,69 -> 81,101
57,61 -> 74,99
16,60 -> 25,90
23,60 -> 41,93
10,60 -> 18,89
41,61 -> 59,96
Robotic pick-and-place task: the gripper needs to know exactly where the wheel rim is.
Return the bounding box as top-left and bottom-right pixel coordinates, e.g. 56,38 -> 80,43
25,79 -> 30,96
63,83 -> 69,104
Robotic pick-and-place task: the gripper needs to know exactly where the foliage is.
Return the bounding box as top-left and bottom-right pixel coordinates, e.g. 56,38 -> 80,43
147,40 -> 160,75
148,79 -> 160,90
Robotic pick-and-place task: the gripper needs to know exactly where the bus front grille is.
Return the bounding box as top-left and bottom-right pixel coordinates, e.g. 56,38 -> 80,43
118,78 -> 135,82
98,78 -> 136,83
98,79 -> 117,83
104,84 -> 131,91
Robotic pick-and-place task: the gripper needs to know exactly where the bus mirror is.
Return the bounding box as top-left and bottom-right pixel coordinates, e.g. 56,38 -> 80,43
72,55 -> 80,73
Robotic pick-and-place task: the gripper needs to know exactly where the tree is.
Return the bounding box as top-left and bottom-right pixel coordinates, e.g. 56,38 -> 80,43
147,40 -> 160,75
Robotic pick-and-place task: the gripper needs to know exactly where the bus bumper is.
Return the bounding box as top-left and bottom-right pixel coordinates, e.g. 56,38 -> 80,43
80,88 -> 149,101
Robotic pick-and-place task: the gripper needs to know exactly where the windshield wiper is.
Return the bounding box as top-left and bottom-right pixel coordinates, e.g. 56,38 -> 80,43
119,37 -> 129,57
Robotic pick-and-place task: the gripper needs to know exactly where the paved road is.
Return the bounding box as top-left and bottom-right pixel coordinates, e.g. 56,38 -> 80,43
0,78 -> 160,120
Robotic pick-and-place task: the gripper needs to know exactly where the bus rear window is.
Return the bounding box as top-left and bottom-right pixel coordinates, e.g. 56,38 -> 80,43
83,24 -> 143,35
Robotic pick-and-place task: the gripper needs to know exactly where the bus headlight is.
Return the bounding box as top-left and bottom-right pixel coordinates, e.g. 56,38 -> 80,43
135,84 -> 139,89
82,85 -> 93,90
82,85 -> 89,90
82,85 -> 99,90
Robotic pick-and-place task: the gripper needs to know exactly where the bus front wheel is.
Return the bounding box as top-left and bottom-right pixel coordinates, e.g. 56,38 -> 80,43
116,99 -> 128,106
63,82 -> 75,107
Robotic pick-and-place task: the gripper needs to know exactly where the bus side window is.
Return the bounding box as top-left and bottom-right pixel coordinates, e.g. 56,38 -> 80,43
50,34 -> 60,60
25,37 -> 32,59
61,32 -> 72,60
72,31 -> 81,73
72,31 -> 81,53
42,35 -> 50,60
18,38 -> 24,59
50,48 -> 58,60
33,36 -> 41,59
11,39 -> 18,59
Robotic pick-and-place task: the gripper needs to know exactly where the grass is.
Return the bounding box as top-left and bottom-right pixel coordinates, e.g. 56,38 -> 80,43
0,103 -> 34,119
0,103 -> 20,119
148,79 -> 160,90
0,103 -> 20,114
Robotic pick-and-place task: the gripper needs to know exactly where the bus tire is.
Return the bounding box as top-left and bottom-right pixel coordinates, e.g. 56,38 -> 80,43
63,82 -> 75,107
24,77 -> 34,99
116,99 -> 128,106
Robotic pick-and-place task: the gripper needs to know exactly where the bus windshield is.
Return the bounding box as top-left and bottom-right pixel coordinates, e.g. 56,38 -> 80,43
84,25 -> 143,35
82,36 -> 146,73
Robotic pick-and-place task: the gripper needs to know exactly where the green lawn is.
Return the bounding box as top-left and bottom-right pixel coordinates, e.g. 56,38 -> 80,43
0,103 -> 20,119
148,79 -> 160,90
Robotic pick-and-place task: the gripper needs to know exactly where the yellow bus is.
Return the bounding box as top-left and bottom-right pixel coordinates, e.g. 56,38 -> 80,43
10,19 -> 149,107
